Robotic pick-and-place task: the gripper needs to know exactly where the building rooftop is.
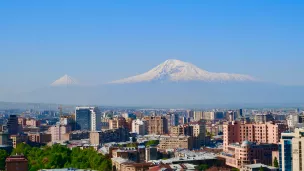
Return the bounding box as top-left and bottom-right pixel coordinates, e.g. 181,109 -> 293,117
39,169 -> 97,171
244,163 -> 277,169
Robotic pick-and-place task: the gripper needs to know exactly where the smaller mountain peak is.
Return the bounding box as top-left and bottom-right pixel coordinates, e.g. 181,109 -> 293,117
51,74 -> 78,86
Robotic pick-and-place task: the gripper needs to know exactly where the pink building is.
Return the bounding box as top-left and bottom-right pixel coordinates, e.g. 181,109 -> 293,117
18,117 -> 40,127
220,141 -> 278,168
18,118 -> 26,127
223,121 -> 287,151
49,124 -> 71,142
25,119 -> 40,127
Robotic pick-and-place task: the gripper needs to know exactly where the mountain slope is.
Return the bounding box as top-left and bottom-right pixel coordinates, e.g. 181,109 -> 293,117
110,59 -> 256,84
51,74 -> 79,86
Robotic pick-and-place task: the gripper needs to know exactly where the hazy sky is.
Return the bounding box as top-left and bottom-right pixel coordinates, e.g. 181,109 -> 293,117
0,0 -> 304,92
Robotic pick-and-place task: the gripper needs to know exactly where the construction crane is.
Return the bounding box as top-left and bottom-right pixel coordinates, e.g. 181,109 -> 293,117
58,105 -> 75,119
58,105 -> 63,119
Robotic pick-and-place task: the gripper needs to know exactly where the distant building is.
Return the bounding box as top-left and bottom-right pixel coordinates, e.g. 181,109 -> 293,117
254,114 -> 274,123
193,111 -> 203,121
25,118 -> 40,127
143,116 -> 168,135
145,147 -> 158,161
287,114 -> 299,129
28,132 -> 51,144
170,125 -> 193,137
89,128 -> 130,145
0,132 -> 10,145
109,117 -> 127,130
49,124 -> 71,142
5,155 -> 28,171
159,136 -> 193,150
75,107 -> 101,131
203,111 -> 215,121
189,121 -> 206,148
166,113 -> 179,128
7,115 -> 18,135
132,119 -> 147,135
10,134 -> 27,148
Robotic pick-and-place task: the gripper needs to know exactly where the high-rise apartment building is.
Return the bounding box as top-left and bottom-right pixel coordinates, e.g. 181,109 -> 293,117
202,111 -> 215,121
143,116 -> 168,135
254,114 -> 274,123
166,113 -> 179,128
193,111 -> 203,121
109,116 -> 127,130
75,107 -> 101,131
223,121 -> 287,151
132,119 -> 146,135
49,124 -> 71,142
170,125 -> 193,136
279,132 -> 294,171
279,128 -> 304,171
190,121 -> 206,148
7,115 -> 18,135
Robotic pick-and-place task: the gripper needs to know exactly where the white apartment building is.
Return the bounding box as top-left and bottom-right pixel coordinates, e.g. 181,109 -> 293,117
132,119 -> 146,135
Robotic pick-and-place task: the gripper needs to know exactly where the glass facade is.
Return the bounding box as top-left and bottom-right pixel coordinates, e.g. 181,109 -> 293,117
75,109 -> 91,130
279,139 -> 293,171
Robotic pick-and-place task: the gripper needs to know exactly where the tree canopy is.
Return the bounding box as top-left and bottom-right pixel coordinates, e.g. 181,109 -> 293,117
145,140 -> 159,147
0,150 -> 8,170
12,143 -> 111,171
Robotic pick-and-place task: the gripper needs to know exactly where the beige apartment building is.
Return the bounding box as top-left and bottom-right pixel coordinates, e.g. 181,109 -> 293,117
109,117 -> 127,129
159,136 -> 193,150
143,116 -> 168,135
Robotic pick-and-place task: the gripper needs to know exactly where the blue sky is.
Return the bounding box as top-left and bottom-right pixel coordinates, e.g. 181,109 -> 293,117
0,0 -> 304,92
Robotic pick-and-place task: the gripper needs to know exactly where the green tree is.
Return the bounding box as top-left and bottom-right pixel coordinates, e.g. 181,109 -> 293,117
146,140 -> 159,147
0,150 -> 8,170
12,143 -> 111,171
259,166 -> 265,171
274,157 -> 279,168
231,168 -> 240,171
195,164 -> 209,171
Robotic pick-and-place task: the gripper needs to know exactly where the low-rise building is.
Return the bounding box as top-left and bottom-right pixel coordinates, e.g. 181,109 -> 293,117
90,128 -> 130,145
5,155 -> 28,171
159,136 -> 193,150
241,163 -> 278,171
112,157 -> 155,171
221,141 -> 278,169
28,132 -> 51,144
112,147 -> 139,162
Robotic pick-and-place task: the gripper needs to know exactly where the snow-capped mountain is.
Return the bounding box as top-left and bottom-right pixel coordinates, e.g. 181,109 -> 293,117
51,74 -> 78,86
110,59 -> 256,84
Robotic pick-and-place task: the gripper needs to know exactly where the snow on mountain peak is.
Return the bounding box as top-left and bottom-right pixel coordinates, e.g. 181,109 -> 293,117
51,74 -> 79,86
110,59 -> 257,84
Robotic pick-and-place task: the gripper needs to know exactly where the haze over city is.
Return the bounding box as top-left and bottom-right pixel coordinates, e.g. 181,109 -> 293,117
1,1 -> 304,106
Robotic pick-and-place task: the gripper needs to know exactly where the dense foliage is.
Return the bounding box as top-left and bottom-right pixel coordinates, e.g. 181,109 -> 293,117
0,150 -> 8,170
145,140 -> 159,147
12,143 -> 112,171
195,164 -> 209,171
